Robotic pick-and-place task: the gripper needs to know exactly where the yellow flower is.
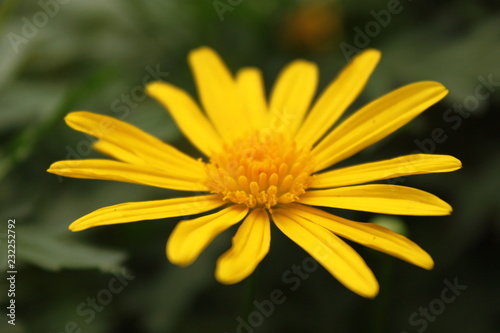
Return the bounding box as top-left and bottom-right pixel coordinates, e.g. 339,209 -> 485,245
48,47 -> 461,298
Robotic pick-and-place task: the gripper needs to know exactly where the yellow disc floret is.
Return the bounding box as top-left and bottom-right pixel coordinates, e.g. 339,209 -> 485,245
205,130 -> 315,210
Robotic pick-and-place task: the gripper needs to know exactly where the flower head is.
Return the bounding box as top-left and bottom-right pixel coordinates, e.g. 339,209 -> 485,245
48,47 -> 461,298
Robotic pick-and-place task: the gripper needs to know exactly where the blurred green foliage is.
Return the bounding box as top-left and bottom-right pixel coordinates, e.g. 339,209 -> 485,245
1,0 -> 499,332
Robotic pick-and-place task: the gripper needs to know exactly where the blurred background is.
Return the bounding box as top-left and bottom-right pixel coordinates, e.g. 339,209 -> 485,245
1,0 -> 499,332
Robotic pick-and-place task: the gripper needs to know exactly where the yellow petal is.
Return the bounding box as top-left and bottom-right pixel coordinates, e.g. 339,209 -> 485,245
268,60 -> 318,135
92,140 -> 145,165
312,154 -> 462,188
47,159 -> 207,192
296,49 -> 381,146
273,209 -> 379,298
286,204 -> 434,269
188,47 -> 250,141
235,67 -> 268,130
146,81 -> 223,156
69,194 -> 224,231
216,208 -> 270,284
312,82 -> 449,171
64,111 -> 202,174
300,184 -> 452,216
167,205 -> 249,267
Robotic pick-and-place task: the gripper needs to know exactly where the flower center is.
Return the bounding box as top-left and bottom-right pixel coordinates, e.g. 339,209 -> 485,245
204,130 -> 315,210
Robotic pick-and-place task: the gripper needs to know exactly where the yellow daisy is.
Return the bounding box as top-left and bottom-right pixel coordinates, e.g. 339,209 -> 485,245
48,47 -> 461,298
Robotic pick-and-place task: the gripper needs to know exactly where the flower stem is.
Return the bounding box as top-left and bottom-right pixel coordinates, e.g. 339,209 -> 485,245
242,268 -> 259,316
370,255 -> 393,333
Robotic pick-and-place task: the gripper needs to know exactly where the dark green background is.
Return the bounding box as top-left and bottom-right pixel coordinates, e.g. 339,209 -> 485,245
1,0 -> 499,332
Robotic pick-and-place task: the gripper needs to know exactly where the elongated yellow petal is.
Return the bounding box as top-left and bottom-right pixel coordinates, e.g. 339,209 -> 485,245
236,68 -> 268,130
65,111 -> 202,174
167,205 -> 249,267
146,81 -> 223,156
268,60 -> 318,135
286,204 -> 434,269
47,159 -> 207,192
312,82 -> 449,171
69,194 -> 224,231
188,47 -> 250,140
92,140 -> 145,165
216,209 -> 270,284
312,154 -> 462,188
300,184 -> 452,216
273,209 -> 379,298
296,49 -> 381,146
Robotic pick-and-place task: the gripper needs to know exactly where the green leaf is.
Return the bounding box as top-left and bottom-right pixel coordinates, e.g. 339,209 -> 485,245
12,227 -> 126,272
370,215 -> 409,237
